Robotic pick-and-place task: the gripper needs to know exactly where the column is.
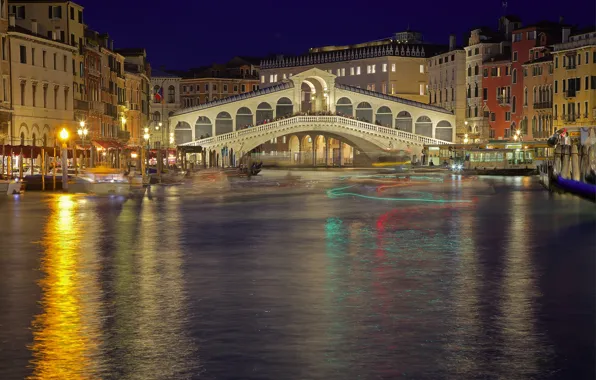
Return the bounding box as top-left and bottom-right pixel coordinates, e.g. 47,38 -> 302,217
338,141 -> 343,167
298,137 -> 302,165
312,137 -> 316,167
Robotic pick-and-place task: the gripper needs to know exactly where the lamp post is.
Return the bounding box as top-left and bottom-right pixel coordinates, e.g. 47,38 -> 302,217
143,127 -> 150,175
77,121 -> 88,172
59,128 -> 69,192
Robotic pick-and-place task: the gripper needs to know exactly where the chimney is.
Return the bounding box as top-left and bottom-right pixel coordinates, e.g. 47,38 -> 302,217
449,34 -> 456,51
31,20 -> 38,35
8,14 -> 15,28
110,40 -> 114,50
562,27 -> 571,43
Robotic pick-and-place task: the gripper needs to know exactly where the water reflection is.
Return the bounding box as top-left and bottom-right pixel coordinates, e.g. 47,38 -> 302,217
30,195 -> 103,379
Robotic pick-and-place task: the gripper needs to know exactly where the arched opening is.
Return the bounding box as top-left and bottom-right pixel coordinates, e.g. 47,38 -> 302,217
435,120 -> 453,142
276,97 -> 293,118
355,102 -> 373,123
31,133 -> 36,146
167,85 -> 175,103
395,111 -> 413,132
195,116 -> 212,139
336,97 -> 353,116
256,102 -> 273,125
236,107 -> 253,130
215,111 -> 233,135
288,135 -> 300,163
153,111 -> 161,122
315,135 -> 326,165
375,106 -> 392,127
175,122 -> 192,145
415,116 -> 432,137
301,135 -> 313,165
301,76 -> 327,113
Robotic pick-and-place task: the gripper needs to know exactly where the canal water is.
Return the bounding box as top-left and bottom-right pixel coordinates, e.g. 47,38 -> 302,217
0,172 -> 594,379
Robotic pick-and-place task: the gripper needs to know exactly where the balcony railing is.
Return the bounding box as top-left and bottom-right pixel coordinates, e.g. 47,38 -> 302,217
565,63 -> 577,70
533,102 -> 553,110
564,90 -> 576,98
497,96 -> 511,106
74,99 -> 89,111
564,114 -> 576,122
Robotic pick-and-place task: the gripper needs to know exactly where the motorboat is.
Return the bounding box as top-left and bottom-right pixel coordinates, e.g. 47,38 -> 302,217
79,168 -> 146,196
0,179 -> 23,195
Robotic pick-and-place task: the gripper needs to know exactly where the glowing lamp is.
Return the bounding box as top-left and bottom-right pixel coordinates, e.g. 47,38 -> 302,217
131,152 -> 138,159
59,128 -> 69,141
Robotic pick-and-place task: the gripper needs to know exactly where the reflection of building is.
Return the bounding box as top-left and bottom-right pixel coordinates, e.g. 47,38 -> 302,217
465,17 -> 519,141
175,57 -> 260,108
260,31 -> 448,103
552,29 -> 596,131
150,69 -> 181,146
8,16 -> 76,146
427,35 -> 467,140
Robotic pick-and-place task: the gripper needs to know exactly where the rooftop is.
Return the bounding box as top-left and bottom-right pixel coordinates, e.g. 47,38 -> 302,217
522,55 -> 553,65
8,24 -> 73,48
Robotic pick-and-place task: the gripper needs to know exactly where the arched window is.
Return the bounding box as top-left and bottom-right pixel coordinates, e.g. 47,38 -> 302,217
523,87 -> 528,106
167,85 -> 175,103
467,66 -> 471,76
467,86 -> 471,98
512,96 -> 516,113
474,83 -> 478,97
512,69 -> 517,84
533,87 -> 536,103
474,64 -> 479,75
153,111 -> 160,121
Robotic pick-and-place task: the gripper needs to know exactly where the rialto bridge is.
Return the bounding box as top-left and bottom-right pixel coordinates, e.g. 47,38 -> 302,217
169,68 -> 455,166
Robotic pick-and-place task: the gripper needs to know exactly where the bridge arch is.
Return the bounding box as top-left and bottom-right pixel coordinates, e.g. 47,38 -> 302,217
415,116 -> 433,137
396,111 -> 413,132
355,102 -> 373,123
300,75 -> 328,112
256,102 -> 273,124
336,97 -> 353,116
215,112 -> 233,135
276,97 -> 293,118
195,116 -> 212,139
236,107 -> 253,130
375,106 -> 393,128
175,121 -> 192,145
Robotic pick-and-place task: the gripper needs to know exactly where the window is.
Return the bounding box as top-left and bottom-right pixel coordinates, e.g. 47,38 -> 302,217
53,53 -> 57,69
524,87 -> 528,105
269,74 -> 274,83
260,75 -> 265,83
212,84 -> 217,91
381,82 -> 387,94
252,85 -> 258,91
20,81 -> 25,105
578,54 -> 581,65
474,83 -> 478,97
19,45 -> 26,64
474,106 -> 478,117
223,84 -> 228,92
391,82 -> 395,94
13,5 -> 25,19
512,96 -> 516,113
204,84 -> 209,92
78,10 -> 83,23
63,55 -> 67,72
474,65 -> 479,75
513,51 -> 518,61
241,84 -> 246,92
64,87 -> 69,110
554,104 -> 557,118
483,88 -> 488,101
54,86 -> 58,109
474,47 -> 479,55
512,69 -> 517,84
419,64 -> 424,73
467,49 -> 472,57
43,85 -> 47,108
585,101 -> 589,117
554,80 -> 558,94
350,67 -> 354,76
468,66 -> 472,76
233,85 -> 238,92
356,66 -> 361,75
31,48 -> 35,65
382,63 -> 387,72
2,78 -> 6,101
505,112 -> 511,121
341,68 -> 345,77
585,76 -> 589,91
490,112 -> 496,121
336,68 -> 340,76
32,83 -> 36,107
49,5 -> 62,19
483,68 -> 488,77
555,56 -> 558,68
1,37 -> 5,61
79,62 -> 83,77
70,6 -> 74,20
419,83 -> 425,95
391,63 -> 396,72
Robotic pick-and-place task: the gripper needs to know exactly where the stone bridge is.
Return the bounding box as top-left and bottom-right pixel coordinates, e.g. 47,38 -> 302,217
170,68 -> 455,166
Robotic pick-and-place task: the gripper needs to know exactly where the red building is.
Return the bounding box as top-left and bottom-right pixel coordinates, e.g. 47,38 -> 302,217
482,55 -> 513,138
510,22 -> 567,139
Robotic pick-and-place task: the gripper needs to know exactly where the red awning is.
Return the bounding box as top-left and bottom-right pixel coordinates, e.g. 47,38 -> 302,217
0,145 -> 58,158
93,140 -> 123,150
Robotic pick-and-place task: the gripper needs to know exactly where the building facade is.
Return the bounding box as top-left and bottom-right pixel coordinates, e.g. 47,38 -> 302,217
150,68 -> 181,146
8,16 -> 76,146
522,54 -> 554,139
427,35 -> 466,140
260,31 -> 447,104
482,57 -> 512,138
552,30 -> 596,131
82,28 -> 105,142
9,0 -> 86,122
0,0 -> 11,143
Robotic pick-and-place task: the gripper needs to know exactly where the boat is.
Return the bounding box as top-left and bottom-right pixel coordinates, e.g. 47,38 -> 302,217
79,167 -> 146,196
0,179 -> 24,195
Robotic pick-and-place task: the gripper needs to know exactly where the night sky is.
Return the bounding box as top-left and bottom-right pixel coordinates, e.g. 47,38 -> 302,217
77,0 -> 595,70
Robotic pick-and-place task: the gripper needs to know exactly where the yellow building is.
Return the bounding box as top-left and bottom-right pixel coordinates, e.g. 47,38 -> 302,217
552,30 -> 596,130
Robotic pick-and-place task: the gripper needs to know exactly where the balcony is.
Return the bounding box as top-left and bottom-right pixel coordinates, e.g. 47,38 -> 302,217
564,90 -> 576,99
533,102 -> 553,110
74,99 -> 89,111
564,114 -> 576,122
497,96 -> 511,106
565,63 -> 577,70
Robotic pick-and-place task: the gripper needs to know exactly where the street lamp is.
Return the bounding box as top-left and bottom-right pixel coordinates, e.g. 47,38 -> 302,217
77,121 -> 88,170
59,128 -> 69,192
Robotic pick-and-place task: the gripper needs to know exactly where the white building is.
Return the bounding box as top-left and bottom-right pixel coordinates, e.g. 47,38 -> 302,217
150,68 -> 181,142
8,16 -> 76,146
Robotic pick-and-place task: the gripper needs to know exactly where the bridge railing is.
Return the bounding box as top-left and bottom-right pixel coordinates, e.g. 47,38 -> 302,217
183,116 -> 451,147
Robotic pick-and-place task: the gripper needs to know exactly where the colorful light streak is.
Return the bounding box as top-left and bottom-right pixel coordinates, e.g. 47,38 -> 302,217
326,185 -> 472,203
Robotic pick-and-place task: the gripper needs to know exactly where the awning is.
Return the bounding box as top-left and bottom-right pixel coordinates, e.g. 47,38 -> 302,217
93,140 -> 123,150
0,145 -> 57,158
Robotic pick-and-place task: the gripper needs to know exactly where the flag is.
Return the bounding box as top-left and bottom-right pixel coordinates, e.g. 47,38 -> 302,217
155,87 -> 164,103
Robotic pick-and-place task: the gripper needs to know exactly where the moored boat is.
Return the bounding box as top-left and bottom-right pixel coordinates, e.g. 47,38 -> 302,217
0,179 -> 24,195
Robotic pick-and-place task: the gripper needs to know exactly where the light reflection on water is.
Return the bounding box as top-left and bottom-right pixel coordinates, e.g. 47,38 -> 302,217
0,174 -> 594,379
